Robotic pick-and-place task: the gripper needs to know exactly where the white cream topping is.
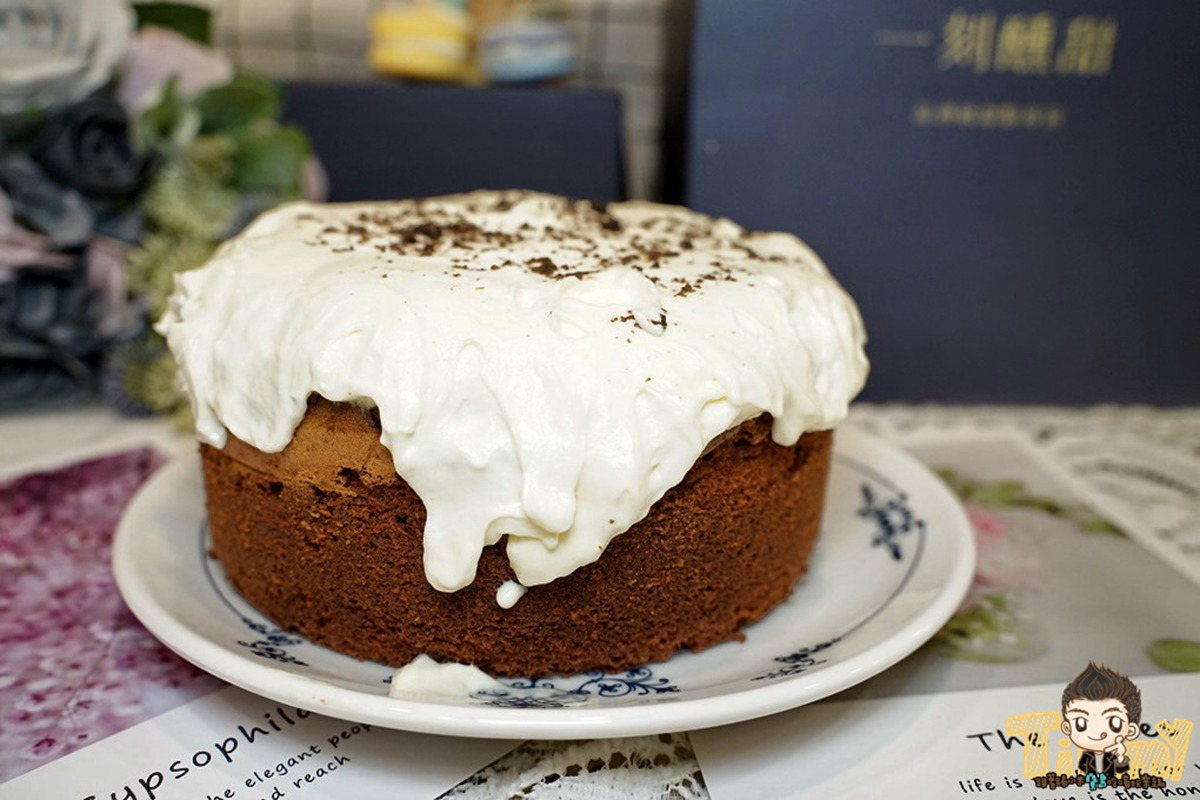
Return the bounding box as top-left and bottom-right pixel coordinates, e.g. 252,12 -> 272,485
158,191 -> 868,593
387,655 -> 505,698
495,580 -> 528,609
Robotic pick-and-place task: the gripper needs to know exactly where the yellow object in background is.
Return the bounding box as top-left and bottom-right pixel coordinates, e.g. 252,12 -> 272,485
369,1 -> 473,82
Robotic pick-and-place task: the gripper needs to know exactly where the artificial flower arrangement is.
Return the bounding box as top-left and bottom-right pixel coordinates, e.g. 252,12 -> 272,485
0,1 -> 323,417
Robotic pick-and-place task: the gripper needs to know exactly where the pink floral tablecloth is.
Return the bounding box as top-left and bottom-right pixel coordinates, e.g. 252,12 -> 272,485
0,449 -> 222,782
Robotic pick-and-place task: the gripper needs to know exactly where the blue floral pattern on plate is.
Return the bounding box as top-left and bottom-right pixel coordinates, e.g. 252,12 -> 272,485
858,483 -> 925,561
475,667 -> 680,708
753,638 -> 842,681
235,618 -> 308,666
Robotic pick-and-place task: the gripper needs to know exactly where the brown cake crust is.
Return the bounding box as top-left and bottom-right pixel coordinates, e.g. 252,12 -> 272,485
201,397 -> 833,676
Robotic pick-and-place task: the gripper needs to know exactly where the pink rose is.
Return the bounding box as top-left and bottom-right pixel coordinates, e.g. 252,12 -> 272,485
966,506 -> 1007,544
116,25 -> 234,112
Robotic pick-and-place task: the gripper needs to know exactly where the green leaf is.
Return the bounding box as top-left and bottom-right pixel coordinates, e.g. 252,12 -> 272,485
115,331 -> 190,420
1147,639 -> 1200,672
137,76 -> 185,149
126,230 -> 221,317
134,3 -> 213,44
142,159 -> 236,240
1080,517 -> 1125,536
933,593 -> 1044,663
231,125 -> 310,194
194,73 -> 282,133
186,134 -> 237,182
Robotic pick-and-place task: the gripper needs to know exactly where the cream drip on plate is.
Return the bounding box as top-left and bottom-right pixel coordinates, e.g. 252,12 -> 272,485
158,191 -> 868,594
387,655 -> 505,699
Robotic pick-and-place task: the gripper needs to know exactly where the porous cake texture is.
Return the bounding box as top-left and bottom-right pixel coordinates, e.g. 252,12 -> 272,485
204,399 -> 832,675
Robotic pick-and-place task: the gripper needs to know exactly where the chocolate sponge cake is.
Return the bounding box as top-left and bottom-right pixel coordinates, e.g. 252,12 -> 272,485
158,191 -> 868,676
201,398 -> 833,676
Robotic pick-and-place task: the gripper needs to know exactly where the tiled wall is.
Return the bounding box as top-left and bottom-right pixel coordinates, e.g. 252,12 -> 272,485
206,0 -> 671,198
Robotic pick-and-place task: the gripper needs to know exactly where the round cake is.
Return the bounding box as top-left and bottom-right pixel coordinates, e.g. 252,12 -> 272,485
158,191 -> 868,677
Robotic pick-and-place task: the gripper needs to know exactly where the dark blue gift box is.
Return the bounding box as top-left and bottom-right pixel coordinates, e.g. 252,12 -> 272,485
669,1 -> 1200,403
284,82 -> 625,204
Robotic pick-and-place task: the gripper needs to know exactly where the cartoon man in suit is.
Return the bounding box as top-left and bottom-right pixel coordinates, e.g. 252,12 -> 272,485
1061,662 -> 1142,783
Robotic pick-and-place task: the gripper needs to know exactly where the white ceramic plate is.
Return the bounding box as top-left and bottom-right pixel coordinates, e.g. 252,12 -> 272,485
113,428 -> 974,739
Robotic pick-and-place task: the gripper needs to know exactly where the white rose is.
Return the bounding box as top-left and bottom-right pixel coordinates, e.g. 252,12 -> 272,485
0,0 -> 135,116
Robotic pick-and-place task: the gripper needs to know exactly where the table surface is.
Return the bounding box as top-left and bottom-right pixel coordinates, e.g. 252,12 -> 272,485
3,402 -> 1199,798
